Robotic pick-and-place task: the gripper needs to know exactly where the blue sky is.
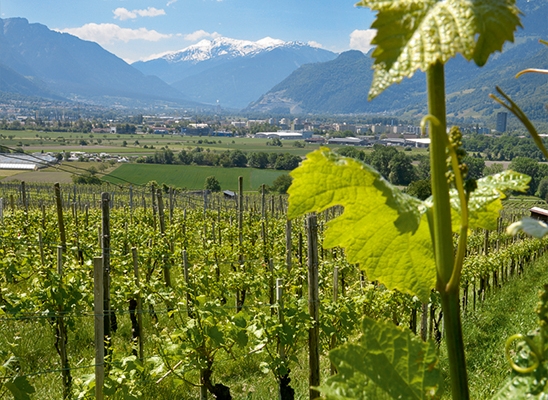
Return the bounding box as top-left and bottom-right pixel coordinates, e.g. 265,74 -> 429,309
0,0 -> 376,63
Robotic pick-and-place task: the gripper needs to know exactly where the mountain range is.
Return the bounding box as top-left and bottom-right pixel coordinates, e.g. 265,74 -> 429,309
132,37 -> 337,109
1,0 -> 548,121
0,17 -> 193,107
248,0 -> 548,122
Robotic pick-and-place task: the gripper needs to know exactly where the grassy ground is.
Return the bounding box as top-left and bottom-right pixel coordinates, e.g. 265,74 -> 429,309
440,255 -> 548,398
101,163 -> 287,190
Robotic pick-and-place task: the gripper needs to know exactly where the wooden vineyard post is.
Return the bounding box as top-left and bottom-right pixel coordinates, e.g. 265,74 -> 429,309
307,214 -> 320,399
269,259 -> 275,315
57,246 -> 71,398
151,183 -> 157,231
94,257 -> 104,400
261,184 -> 266,219
261,184 -> 268,263
183,249 -> 206,400
102,192 -> 115,355
21,181 -> 28,216
131,248 -> 144,360
157,189 -> 172,288
38,232 -> 45,266
169,187 -> 174,224
183,250 -> 194,318
285,220 -> 292,273
421,303 -> 429,341
276,278 -> 288,400
238,177 -> 244,252
41,204 -> 46,230
157,189 -> 166,234
129,185 -> 134,223
330,266 -> 338,375
484,229 -> 489,256
236,176 -> 245,312
0,198 -> 3,224
54,183 -> 67,249
203,190 -> 208,215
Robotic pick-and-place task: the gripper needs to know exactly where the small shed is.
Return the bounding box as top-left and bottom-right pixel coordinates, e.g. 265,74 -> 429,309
530,207 -> 548,223
223,190 -> 236,199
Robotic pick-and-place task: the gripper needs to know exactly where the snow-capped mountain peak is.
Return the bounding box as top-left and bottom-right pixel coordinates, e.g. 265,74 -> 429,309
156,36 -> 303,64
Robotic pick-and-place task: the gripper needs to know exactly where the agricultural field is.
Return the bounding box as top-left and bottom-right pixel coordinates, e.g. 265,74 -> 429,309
0,129 -> 430,190
0,129 -> 326,157
0,161 -> 287,191
101,164 -> 288,191
0,182 -> 546,399
0,129 -> 429,159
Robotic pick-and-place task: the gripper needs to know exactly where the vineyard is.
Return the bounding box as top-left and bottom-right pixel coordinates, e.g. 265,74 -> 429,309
0,180 -> 547,399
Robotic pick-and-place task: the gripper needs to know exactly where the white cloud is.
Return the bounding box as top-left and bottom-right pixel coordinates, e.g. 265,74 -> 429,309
113,7 -> 166,21
137,7 -> 166,18
60,23 -> 172,45
307,41 -> 323,48
184,30 -> 221,41
113,8 -> 136,21
167,0 -> 177,5
349,29 -> 376,53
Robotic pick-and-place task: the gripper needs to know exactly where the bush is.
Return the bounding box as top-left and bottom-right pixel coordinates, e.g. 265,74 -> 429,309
270,174 -> 293,194
205,176 -> 221,192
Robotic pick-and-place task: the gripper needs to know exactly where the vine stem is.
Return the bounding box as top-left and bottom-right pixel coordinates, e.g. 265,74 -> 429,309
427,62 -> 469,400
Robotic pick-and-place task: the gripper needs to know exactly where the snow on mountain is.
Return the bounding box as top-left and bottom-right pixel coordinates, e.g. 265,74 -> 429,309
133,35 -> 337,109
152,36 -> 306,64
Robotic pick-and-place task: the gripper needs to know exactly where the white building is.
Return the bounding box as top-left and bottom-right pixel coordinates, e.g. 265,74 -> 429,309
0,153 -> 57,170
327,137 -> 366,146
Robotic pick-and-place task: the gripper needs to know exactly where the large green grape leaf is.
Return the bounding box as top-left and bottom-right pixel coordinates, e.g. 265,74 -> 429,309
4,376 -> 35,400
288,148 -> 435,302
356,0 -> 522,98
320,317 -> 442,400
449,171 -> 530,231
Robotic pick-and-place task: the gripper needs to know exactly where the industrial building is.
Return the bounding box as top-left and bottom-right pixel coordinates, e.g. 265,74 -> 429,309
0,153 -> 58,170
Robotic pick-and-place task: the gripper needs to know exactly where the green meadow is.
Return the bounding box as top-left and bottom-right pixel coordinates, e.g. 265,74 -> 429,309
102,163 -> 288,191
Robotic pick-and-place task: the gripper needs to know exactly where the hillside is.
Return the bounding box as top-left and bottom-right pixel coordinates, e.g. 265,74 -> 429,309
248,0 -> 548,122
247,50 -> 427,115
0,18 -> 195,107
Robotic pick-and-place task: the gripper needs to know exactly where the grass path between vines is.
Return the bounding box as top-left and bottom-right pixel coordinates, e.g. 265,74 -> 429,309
441,254 -> 548,398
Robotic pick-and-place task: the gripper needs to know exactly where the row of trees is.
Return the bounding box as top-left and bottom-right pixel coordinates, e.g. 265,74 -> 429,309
336,143 -> 548,202
137,148 -> 302,171
464,132 -> 548,161
336,144 -> 489,200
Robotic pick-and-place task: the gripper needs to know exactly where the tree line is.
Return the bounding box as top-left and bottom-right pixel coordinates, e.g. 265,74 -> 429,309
135,147 -> 301,171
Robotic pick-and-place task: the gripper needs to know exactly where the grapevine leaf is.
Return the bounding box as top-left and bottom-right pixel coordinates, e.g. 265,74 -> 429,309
492,374 -> 548,399
4,376 -> 35,400
450,171 -> 530,230
507,217 -> 548,239
205,325 -> 224,346
288,148 -> 435,302
492,285 -> 548,398
471,0 -> 522,66
320,317 -> 442,400
356,0 -> 522,98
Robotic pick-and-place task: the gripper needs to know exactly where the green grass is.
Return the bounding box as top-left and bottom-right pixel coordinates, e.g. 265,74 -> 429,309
440,255 -> 548,398
102,163 -> 288,191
